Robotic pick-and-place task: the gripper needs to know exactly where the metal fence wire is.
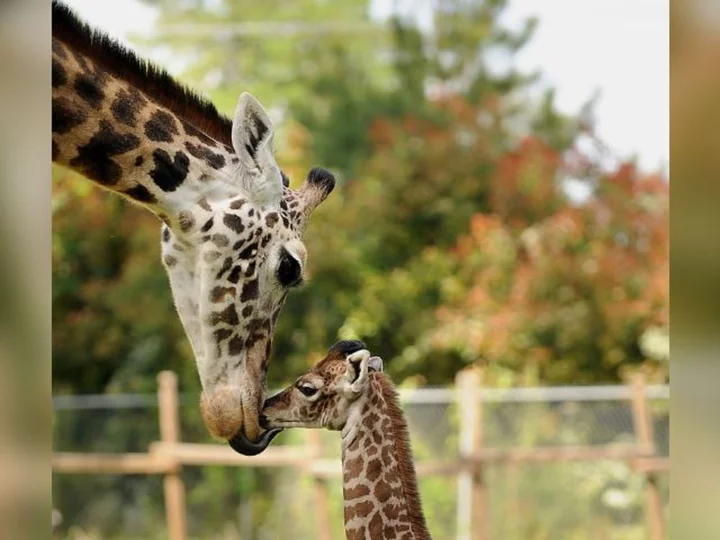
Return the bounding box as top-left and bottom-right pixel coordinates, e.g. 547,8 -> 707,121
52,383 -> 669,540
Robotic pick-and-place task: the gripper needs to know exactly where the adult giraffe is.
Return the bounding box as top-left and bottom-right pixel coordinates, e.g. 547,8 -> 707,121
52,1 -> 334,453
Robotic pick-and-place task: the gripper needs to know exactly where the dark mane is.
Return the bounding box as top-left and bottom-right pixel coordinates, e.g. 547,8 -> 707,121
52,1 -> 234,148
373,373 -> 432,539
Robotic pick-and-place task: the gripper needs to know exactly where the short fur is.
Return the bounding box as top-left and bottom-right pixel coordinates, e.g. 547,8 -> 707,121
52,1 -> 233,148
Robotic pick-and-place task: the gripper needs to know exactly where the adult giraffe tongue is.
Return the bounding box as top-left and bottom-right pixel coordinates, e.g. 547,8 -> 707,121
228,427 -> 283,456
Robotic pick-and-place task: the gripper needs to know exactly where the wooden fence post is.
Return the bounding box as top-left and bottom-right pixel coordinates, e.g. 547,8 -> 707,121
456,366 -> 486,540
630,373 -> 665,540
158,371 -> 187,540
308,429 -> 333,540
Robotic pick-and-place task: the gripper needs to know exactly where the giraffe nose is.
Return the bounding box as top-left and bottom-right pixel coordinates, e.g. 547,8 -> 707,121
328,340 -> 367,356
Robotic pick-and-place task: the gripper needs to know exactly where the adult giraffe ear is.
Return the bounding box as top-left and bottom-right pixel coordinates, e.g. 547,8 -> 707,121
231,92 -> 283,206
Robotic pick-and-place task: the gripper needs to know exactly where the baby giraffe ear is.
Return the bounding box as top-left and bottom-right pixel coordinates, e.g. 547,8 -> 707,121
344,349 -> 372,398
368,356 -> 383,372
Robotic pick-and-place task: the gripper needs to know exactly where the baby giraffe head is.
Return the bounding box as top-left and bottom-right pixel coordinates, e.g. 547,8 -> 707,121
260,340 -> 384,436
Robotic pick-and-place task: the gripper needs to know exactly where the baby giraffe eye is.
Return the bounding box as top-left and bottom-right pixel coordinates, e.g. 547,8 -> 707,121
297,383 -> 318,397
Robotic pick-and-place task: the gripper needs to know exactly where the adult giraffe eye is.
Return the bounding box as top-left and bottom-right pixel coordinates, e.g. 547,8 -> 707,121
297,384 -> 317,398
277,249 -> 303,288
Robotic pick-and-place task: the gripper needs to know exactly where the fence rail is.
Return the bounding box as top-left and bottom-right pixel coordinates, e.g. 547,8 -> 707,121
52,370 -> 668,540
52,383 -> 670,410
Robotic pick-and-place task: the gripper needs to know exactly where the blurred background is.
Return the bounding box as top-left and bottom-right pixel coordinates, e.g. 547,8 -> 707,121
51,0 -> 669,538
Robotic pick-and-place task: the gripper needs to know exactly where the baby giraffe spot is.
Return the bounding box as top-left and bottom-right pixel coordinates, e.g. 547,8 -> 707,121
351,501 -> 375,521
383,526 -> 398,539
363,412 -> 380,429
383,501 -> 402,521
367,444 -> 379,457
241,305 -> 253,318
198,197 -> 212,211
245,261 -> 256,277
345,483 -> 370,500
163,255 -> 177,267
134,155 -> 144,167
368,511 -> 384,538
178,210 -> 195,232
375,479 -> 392,504
229,198 -> 245,210
372,430 -> 382,445
223,213 -> 244,233
366,458 -> 382,482
381,445 -> 393,467
210,286 -> 235,303
346,455 -> 364,481
345,527 -> 365,540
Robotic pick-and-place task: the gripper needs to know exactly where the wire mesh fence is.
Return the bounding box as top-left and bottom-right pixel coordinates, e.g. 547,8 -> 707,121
52,381 -> 669,540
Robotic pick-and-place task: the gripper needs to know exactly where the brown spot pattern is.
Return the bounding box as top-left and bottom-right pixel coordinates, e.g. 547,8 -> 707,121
145,109 -> 179,142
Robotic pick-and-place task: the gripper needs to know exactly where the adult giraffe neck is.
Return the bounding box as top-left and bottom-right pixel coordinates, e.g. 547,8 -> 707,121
340,374 -> 431,540
52,1 -> 238,217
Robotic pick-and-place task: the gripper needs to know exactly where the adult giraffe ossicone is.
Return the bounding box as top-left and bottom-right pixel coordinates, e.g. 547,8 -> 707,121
261,341 -> 432,540
52,1 -> 334,452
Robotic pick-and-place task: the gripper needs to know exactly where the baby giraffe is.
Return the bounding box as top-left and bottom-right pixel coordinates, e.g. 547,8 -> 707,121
261,340 -> 431,540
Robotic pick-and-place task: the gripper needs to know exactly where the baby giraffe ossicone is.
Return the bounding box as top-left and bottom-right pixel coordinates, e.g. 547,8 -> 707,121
261,340 -> 431,540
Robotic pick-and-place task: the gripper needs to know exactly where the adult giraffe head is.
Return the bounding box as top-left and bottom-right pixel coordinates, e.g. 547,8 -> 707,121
52,2 -> 335,451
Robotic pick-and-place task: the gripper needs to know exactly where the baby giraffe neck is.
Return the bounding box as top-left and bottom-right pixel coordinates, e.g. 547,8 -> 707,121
340,374 -> 431,540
